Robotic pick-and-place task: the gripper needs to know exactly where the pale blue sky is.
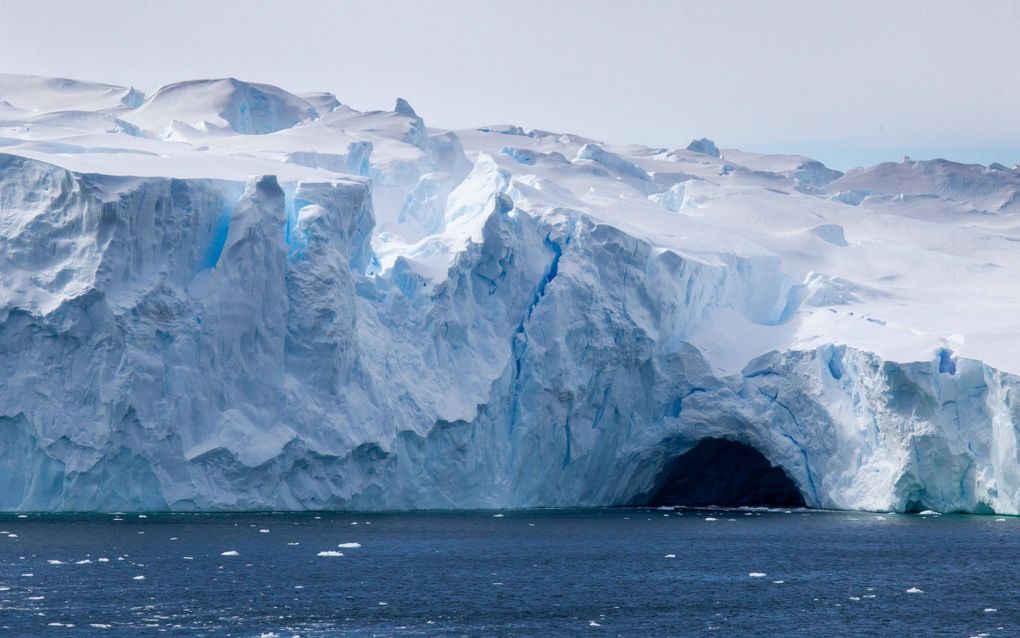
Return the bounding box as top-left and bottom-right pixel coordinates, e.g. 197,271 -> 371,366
2,0 -> 1017,169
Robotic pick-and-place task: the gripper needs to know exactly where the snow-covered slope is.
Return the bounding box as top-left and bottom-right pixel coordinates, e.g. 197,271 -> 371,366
2,73 -> 1020,513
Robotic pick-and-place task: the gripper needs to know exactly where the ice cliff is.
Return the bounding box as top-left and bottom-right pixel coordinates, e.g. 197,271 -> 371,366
2,73 -> 1020,513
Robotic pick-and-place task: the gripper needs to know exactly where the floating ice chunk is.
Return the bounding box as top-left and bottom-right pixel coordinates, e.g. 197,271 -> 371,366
749,573 -> 767,578
704,517 -> 718,522
287,542 -> 299,546
317,551 -> 343,557
984,608 -> 997,612
995,518 -> 1007,522
664,554 -> 676,559
337,542 -> 361,549
169,537 -> 178,541
89,624 -> 112,629
8,534 -> 18,538
20,573 -> 32,577
75,559 -> 92,565
589,621 -> 602,627
259,529 -> 270,533
28,595 -> 44,600
138,514 -> 147,518
772,580 -> 784,584
133,575 -> 145,581
16,515 -> 27,519
47,560 -> 65,565
905,587 -> 924,594
918,510 -> 939,516
97,558 -> 110,563
221,550 -> 239,557
258,633 -> 281,638
493,514 -> 504,518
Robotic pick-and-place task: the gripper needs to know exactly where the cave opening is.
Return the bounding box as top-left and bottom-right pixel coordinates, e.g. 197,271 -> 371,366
642,438 -> 806,508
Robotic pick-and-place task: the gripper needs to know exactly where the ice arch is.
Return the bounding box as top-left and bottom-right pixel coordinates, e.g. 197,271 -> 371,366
642,438 -> 806,508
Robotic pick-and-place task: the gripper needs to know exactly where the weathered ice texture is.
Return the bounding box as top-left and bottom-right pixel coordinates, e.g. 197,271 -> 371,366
2,74 -> 1020,512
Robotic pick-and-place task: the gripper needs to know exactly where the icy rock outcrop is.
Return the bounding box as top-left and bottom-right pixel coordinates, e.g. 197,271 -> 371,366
686,138 -> 721,157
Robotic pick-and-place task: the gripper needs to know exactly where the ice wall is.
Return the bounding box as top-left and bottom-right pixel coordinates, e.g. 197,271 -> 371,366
2,151 -> 1019,513
2,73 -> 1020,513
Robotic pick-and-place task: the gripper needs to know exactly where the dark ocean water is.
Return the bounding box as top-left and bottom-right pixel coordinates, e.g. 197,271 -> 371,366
0,508 -> 1016,637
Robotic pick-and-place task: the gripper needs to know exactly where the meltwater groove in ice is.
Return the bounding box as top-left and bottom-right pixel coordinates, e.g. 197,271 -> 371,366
1,73 -> 1020,512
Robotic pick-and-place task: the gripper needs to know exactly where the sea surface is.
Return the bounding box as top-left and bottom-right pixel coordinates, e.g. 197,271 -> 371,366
0,508 -> 1016,637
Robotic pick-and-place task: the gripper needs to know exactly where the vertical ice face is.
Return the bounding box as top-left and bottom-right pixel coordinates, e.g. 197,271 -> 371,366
1,74 -> 1020,513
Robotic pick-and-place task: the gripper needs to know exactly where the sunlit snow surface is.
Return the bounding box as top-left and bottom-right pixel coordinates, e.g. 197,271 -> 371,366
0,510 -> 1017,637
2,74 -> 1020,512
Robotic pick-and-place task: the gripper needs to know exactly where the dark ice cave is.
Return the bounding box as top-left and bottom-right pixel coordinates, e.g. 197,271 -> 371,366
643,438 -> 806,508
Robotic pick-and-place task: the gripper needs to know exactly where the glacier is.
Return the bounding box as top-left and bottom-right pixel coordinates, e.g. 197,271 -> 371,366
2,73 -> 1020,513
